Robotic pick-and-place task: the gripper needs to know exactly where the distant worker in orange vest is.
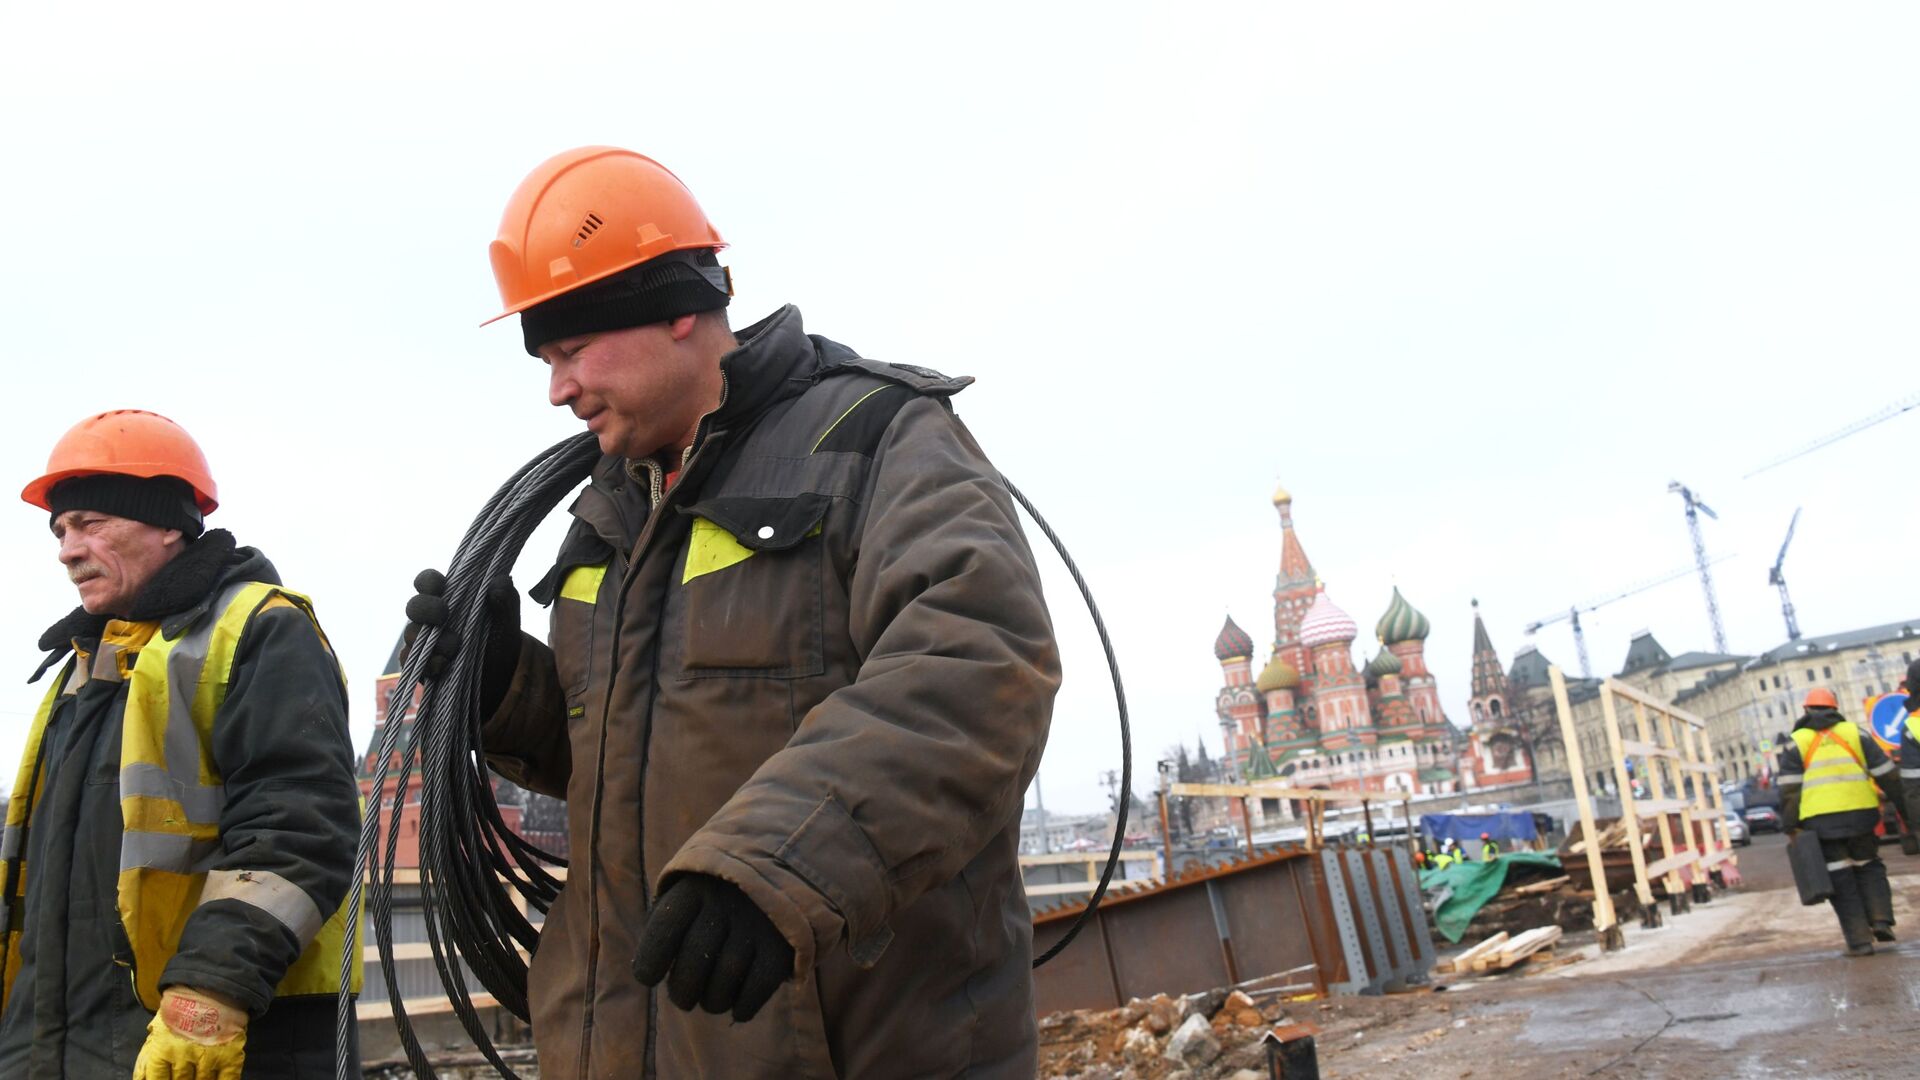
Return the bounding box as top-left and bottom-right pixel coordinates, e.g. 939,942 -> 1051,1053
1780,687 -> 1907,955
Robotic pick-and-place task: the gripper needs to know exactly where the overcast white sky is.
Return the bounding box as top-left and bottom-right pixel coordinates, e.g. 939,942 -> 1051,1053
2,3 -> 1915,818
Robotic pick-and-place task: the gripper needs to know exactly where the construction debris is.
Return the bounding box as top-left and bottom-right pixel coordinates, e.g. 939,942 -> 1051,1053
1038,989 -> 1299,1079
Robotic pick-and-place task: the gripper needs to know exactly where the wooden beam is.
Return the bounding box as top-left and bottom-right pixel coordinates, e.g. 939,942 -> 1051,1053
1621,740 -> 1680,760
1437,931 -> 1508,973
1550,665 -> 1618,938
1603,680 -> 1707,728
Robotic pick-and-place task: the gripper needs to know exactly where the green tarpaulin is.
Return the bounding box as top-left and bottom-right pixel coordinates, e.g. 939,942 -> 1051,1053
1418,852 -> 1563,943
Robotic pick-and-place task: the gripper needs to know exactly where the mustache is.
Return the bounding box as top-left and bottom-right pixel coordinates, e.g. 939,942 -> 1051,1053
69,563 -> 105,585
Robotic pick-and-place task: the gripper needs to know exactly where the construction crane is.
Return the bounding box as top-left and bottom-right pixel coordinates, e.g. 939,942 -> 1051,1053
1524,557 -> 1731,678
1769,507 -> 1802,642
1669,481 -> 1729,654
1744,389 -> 1920,479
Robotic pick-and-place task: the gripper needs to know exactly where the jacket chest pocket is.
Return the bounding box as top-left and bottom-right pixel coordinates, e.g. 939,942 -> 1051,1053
675,493 -> 829,679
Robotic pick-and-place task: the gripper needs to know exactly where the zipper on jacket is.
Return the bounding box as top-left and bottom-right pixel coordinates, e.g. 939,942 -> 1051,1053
596,367 -> 731,1079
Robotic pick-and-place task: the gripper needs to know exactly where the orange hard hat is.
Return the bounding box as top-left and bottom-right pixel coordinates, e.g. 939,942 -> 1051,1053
21,410 -> 218,513
484,146 -> 727,326
1804,687 -> 1838,710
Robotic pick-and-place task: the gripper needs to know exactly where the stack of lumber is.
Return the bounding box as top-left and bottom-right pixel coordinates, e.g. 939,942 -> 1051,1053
1436,926 -> 1564,975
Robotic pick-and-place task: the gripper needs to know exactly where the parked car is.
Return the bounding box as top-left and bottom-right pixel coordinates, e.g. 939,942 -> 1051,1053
1722,812 -> 1750,847
1743,805 -> 1783,834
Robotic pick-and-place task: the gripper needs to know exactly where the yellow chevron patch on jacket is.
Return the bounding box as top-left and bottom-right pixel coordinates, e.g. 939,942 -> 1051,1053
684,518 -> 756,584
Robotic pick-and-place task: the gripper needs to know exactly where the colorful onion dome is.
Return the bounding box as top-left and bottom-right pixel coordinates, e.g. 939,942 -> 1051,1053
1299,591 -> 1358,648
1366,650 -> 1404,679
1214,615 -> 1254,660
1256,655 -> 1301,692
1375,587 -> 1431,644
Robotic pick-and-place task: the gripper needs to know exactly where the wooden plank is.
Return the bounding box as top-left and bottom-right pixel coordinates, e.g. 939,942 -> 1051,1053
1512,875 -> 1571,896
1550,666 -> 1618,937
1622,740 -> 1679,760
1483,926 -> 1563,970
1644,853 -> 1696,879
1601,689 -> 1658,908
1700,849 -> 1735,868
1604,681 -> 1706,727
1634,799 -> 1691,816
1438,932 -> 1509,973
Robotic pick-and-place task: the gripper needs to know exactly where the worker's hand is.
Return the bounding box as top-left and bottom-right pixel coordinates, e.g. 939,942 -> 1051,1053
404,570 -> 523,715
633,873 -> 794,1023
133,985 -> 249,1080
1901,832 -> 1920,857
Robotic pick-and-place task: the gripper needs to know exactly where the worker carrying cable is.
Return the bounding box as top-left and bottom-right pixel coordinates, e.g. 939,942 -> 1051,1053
1778,687 -> 1906,956
405,147 -> 1061,1077
0,411 -> 361,1077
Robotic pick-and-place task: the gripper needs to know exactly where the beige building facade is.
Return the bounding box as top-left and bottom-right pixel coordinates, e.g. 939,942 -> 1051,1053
1493,619 -> 1920,796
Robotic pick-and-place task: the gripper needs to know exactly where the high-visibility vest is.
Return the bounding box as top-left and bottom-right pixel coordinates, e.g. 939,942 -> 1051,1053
0,581 -> 362,1013
1790,722 -> 1880,820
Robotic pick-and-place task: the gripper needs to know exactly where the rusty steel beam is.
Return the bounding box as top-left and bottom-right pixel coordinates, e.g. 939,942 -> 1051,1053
1031,843 -> 1431,1013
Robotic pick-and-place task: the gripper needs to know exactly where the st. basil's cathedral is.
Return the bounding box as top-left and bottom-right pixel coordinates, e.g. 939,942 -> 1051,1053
1212,485 -> 1465,807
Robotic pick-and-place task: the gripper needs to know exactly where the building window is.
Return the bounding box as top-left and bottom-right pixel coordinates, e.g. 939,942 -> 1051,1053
1806,669 -> 1816,683
1773,675 -> 1782,690
1757,680 -> 1766,693
1822,666 -> 1832,679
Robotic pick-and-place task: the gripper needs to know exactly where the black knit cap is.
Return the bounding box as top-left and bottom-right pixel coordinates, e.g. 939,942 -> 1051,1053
520,248 -> 731,356
47,474 -> 205,539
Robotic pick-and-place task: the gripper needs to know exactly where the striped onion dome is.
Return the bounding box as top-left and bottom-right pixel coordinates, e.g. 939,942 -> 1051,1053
1214,615 -> 1254,661
1256,655 -> 1301,692
1375,587 -> 1431,644
1298,591 -> 1358,648
1366,649 -> 1403,680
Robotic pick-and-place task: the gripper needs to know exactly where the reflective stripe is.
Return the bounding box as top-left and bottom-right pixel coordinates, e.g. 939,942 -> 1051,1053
559,563 -> 608,604
0,826 -> 22,861
1900,768 -> 1920,779
1826,859 -> 1855,871
118,762 -> 226,823
1778,775 -> 1803,787
1801,773 -> 1868,789
119,830 -> 223,874
200,869 -> 325,947
1871,759 -> 1896,777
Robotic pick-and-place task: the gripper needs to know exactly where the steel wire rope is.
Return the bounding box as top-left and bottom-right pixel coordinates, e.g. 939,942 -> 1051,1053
337,432 -> 599,1080
1002,478 -> 1131,968
338,441 -> 1132,1078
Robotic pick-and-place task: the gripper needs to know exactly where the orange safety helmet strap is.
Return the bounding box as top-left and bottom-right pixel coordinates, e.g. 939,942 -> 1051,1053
21,410 -> 218,514
485,146 -> 727,326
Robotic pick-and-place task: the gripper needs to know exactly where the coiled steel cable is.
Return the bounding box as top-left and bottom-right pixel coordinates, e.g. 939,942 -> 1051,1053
337,439 -> 1131,1078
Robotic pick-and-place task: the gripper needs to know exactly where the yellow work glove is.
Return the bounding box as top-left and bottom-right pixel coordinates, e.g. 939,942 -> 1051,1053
133,985 -> 249,1080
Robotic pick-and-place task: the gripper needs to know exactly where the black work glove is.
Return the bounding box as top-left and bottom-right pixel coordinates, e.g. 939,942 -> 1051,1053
632,874 -> 794,1022
403,570 -> 523,716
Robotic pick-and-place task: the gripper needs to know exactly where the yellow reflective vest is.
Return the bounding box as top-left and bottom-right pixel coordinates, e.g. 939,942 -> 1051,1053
0,581 -> 361,1013
1789,721 -> 1880,820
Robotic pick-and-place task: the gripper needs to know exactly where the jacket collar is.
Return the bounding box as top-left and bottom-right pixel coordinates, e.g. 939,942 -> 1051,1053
708,305 -> 829,430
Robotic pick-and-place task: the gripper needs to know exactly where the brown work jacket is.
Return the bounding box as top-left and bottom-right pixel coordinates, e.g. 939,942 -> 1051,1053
485,305 -> 1060,1078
